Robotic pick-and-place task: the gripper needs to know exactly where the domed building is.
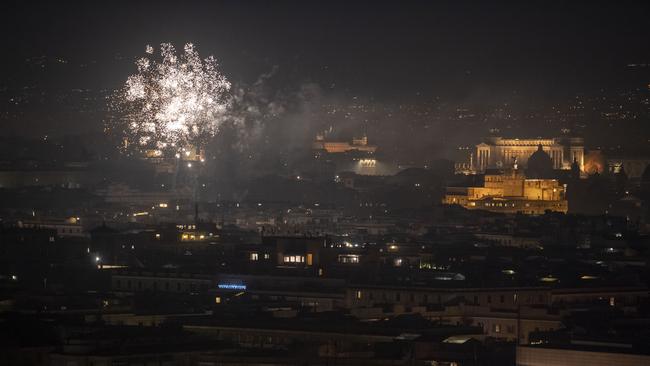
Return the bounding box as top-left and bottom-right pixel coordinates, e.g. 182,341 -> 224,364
526,145 -> 555,179
468,136 -> 584,173
443,165 -> 568,215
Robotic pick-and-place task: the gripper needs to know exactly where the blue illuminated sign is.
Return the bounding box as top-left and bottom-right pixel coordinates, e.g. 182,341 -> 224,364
218,283 -> 247,290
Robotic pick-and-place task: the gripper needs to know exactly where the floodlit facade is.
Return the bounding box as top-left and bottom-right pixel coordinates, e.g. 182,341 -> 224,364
459,136 -> 584,173
443,169 -> 568,214
312,134 -> 377,154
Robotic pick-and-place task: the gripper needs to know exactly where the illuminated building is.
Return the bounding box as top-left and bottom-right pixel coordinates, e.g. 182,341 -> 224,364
312,134 -> 377,154
140,145 -> 206,175
262,235 -> 325,268
19,216 -> 84,237
443,168 -> 568,215
463,136 -> 584,173
606,156 -> 650,178
176,223 -> 217,242
142,146 -> 205,162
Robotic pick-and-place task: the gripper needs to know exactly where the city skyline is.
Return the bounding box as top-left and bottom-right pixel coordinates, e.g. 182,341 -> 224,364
2,1 -> 650,138
1,2 -> 650,366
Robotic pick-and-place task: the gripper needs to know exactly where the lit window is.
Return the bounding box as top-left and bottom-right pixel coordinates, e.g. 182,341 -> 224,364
264,253 -> 270,259
338,254 -> 360,264
215,296 -> 221,304
356,290 -> 362,299
306,253 -> 313,265
250,252 -> 259,261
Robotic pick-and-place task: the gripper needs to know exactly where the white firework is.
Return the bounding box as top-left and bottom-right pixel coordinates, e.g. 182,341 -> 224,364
118,43 -> 231,154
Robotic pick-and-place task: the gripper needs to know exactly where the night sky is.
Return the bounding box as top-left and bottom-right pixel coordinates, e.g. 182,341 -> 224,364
1,0 -> 650,137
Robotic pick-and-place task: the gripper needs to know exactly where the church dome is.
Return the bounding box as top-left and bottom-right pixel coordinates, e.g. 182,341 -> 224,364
526,144 -> 554,179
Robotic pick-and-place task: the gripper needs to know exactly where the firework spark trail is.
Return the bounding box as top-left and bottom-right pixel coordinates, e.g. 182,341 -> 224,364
116,43 -> 232,154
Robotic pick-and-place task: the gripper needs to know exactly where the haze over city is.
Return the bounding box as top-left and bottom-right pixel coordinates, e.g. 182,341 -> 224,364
1,1 -> 650,366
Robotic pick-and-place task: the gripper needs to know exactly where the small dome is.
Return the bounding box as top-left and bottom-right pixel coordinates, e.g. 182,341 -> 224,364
526,144 -> 554,179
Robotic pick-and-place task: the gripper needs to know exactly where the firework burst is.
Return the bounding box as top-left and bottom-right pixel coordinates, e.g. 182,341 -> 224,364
113,43 -> 231,155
